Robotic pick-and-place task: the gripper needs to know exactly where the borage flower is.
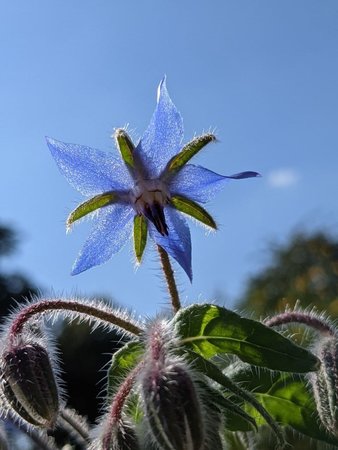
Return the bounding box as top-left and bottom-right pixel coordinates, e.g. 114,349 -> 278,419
47,78 -> 258,280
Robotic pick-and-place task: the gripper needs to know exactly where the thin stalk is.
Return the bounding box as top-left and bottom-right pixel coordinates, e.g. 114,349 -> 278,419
59,408 -> 90,447
157,245 -> 181,313
9,299 -> 143,346
102,364 -> 142,450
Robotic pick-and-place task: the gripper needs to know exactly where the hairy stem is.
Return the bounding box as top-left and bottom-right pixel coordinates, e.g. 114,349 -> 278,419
102,364 -> 142,450
9,299 -> 143,346
265,311 -> 335,336
15,418 -> 58,450
157,245 -> 181,313
59,408 -> 90,448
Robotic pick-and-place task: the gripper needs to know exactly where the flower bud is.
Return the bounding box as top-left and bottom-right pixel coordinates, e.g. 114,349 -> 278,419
311,338 -> 338,436
142,363 -> 204,450
1,343 -> 59,428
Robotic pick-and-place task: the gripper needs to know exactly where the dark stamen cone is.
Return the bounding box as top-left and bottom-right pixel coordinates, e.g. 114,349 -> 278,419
143,203 -> 168,236
143,363 -> 204,450
1,343 -> 59,428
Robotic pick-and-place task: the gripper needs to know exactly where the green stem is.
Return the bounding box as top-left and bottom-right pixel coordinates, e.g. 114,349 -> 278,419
157,245 -> 181,313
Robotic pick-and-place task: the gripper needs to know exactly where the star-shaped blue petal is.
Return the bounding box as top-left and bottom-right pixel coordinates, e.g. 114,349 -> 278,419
47,78 -> 259,280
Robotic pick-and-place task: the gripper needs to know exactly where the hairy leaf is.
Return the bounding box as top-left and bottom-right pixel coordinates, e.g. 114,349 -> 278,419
107,341 -> 144,396
175,304 -> 319,372
227,365 -> 338,446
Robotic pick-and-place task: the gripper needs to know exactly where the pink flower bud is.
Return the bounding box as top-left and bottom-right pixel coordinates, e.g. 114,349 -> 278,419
142,362 -> 204,450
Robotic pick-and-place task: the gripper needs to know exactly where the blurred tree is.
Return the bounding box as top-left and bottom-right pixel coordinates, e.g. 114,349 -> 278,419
238,232 -> 338,317
0,224 -> 38,320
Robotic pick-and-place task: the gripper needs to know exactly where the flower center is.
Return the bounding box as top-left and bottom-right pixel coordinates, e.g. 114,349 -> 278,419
132,180 -> 170,236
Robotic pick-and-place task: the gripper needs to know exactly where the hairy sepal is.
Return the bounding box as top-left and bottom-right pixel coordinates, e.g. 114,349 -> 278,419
67,192 -> 117,230
133,215 -> 148,264
171,195 -> 217,229
166,133 -> 216,173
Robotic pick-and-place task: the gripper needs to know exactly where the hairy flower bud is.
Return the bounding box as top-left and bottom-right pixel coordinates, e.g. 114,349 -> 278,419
310,338 -> 338,436
1,343 -> 59,428
142,362 -> 204,450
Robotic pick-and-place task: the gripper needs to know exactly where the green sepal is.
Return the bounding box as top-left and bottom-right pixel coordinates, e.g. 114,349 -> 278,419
133,215 -> 148,263
66,192 -> 117,230
166,133 -> 216,173
171,195 -> 217,229
174,304 -> 320,373
114,128 -> 135,168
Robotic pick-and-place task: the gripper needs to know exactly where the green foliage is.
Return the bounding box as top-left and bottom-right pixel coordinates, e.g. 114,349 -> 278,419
175,304 -> 319,372
238,232 -> 338,316
107,340 -> 144,396
224,365 -> 338,447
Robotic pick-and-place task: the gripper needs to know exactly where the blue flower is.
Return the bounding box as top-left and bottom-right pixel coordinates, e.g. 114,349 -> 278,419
47,78 -> 259,280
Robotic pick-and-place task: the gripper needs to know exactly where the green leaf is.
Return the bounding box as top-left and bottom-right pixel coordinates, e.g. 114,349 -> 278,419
171,195 -> 217,229
107,341 -> 144,396
66,192 -> 116,230
133,215 -> 147,263
114,128 -> 135,168
175,304 -> 320,372
185,350 -> 284,446
125,393 -> 144,424
166,133 -> 216,172
227,365 -> 338,446
197,379 -> 257,432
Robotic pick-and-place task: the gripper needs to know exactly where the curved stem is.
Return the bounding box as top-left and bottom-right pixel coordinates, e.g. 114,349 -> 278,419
157,245 -> 181,313
12,416 -> 59,450
264,311 -> 335,336
59,408 -> 90,447
9,299 -> 143,346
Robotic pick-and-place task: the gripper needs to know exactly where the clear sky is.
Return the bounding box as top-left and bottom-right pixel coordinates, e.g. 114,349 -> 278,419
1,1 -> 338,316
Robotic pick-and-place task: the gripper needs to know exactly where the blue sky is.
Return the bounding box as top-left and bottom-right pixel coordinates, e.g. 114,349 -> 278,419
1,1 -> 338,316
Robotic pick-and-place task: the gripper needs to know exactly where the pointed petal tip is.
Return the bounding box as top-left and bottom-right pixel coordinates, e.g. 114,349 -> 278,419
45,136 -> 54,146
187,269 -> 193,283
45,136 -> 60,146
71,259 -> 88,276
157,76 -> 167,102
229,171 -> 261,180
